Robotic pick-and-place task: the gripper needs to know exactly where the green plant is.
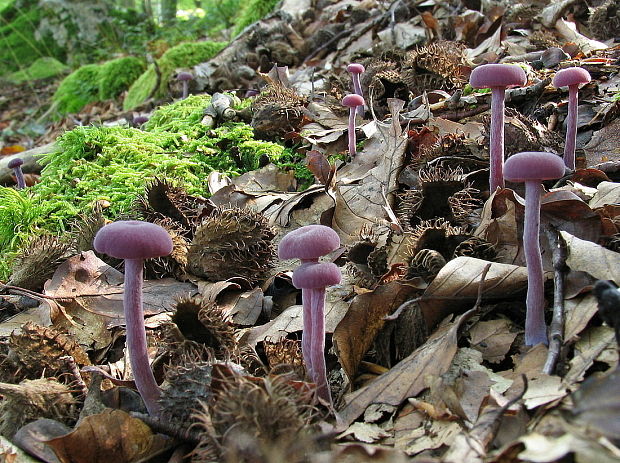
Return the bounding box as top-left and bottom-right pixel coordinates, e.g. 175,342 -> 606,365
7,56 -> 68,82
97,56 -> 145,100
232,0 -> 279,36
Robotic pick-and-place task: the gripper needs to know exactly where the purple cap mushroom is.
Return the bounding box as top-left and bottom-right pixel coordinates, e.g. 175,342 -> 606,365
93,220 -> 173,415
132,115 -> 149,127
342,94 -> 365,157
7,157 -> 25,189
553,67 -> 591,170
278,225 -> 340,403
470,64 -> 527,192
504,152 -> 565,346
177,71 -> 194,100
346,63 -> 366,117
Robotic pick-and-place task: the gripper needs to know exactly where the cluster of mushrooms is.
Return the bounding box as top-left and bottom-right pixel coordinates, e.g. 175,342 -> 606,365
92,62 -> 592,415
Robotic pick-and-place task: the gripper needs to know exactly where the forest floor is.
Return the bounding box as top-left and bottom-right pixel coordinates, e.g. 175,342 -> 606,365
1,0 -> 620,462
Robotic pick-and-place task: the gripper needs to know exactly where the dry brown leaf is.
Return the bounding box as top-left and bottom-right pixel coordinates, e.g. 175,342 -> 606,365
469,319 -> 518,364
560,231 -> 620,284
333,281 -> 419,381
522,375 -> 567,409
338,309 -> 475,426
44,410 -> 158,463
564,326 -> 617,387
584,119 -> 620,166
419,257 -> 529,330
337,422 -> 391,444
564,293 -> 599,343
330,443 -> 409,463
519,431 -> 620,463
231,163 -> 297,193
589,181 -> 620,209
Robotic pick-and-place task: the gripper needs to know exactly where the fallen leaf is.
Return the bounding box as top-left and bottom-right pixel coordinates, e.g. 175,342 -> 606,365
333,281 -> 419,381
564,326 -> 616,386
338,309 -> 475,426
469,319 -> 518,364
419,257 -> 529,330
45,410 -> 158,463
564,293 -> 600,343
337,422 -> 391,444
560,231 -> 620,284
522,375 -> 567,409
584,119 -> 620,165
589,181 -> 620,209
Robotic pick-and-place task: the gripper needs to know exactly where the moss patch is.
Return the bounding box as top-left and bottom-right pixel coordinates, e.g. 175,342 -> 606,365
123,40 -> 227,110
52,56 -> 145,115
0,94 -> 310,279
7,56 -> 68,83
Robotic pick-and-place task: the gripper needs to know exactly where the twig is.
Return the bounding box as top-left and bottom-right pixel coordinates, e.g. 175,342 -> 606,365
60,355 -> 88,398
543,225 -> 568,375
130,411 -> 202,444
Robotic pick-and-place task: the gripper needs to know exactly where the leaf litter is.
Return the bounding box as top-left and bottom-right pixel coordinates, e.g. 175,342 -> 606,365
1,0 -> 620,462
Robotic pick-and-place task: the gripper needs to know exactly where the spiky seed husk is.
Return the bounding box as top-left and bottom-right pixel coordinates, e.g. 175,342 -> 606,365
70,204 -> 107,253
159,359 -> 214,427
588,0 -> 620,41
453,236 -> 497,261
405,219 -> 469,262
8,322 -> 91,379
186,207 -> 276,284
8,235 -> 71,291
196,374 -> 316,462
171,296 -> 237,357
144,218 -> 189,279
262,338 -> 304,378
136,177 -> 212,236
407,249 -> 447,282
403,40 -> 467,85
0,378 -> 78,438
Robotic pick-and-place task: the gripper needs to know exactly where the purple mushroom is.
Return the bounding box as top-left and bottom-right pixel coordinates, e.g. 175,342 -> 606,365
7,157 -> 25,189
504,152 -> 565,346
346,63 -> 366,117
177,71 -> 194,100
553,67 -> 592,170
469,64 -> 527,192
93,220 -> 173,415
278,225 -> 341,403
342,94 -> 365,157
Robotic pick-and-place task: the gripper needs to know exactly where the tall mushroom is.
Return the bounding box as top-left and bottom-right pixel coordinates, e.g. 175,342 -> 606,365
504,152 -> 565,346
177,71 -> 194,100
7,157 -> 25,189
342,94 -> 365,157
552,67 -> 591,170
93,220 -> 173,415
346,63 -> 366,117
278,225 -> 340,402
469,64 -> 527,192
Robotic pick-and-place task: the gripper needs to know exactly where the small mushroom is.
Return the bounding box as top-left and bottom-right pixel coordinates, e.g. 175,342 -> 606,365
7,157 -> 25,189
504,152 -> 565,346
469,64 -> 527,192
177,71 -> 194,100
132,115 -> 149,127
346,63 -> 366,117
278,225 -> 340,403
553,67 -> 592,170
93,220 -> 173,415
342,94 -> 365,157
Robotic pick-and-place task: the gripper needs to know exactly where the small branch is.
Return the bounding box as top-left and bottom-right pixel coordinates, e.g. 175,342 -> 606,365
543,225 -> 568,375
60,355 -> 88,398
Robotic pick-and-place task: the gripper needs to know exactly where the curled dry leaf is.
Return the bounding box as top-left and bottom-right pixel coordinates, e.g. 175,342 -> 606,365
44,409 -> 162,463
469,319 -> 518,364
339,309 -> 475,426
333,281 -> 419,382
560,231 -> 620,284
419,257 -> 529,330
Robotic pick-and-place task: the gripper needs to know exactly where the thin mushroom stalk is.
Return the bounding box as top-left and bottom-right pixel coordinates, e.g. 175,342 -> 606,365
489,87 -> 506,191
123,258 -> 162,416
309,287 -> 329,401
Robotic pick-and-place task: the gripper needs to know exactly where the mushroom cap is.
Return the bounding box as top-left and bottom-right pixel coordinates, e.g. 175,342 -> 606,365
504,151 -> 566,182
94,220 -> 173,260
133,115 -> 149,125
292,261 -> 341,289
469,64 -> 527,89
177,72 -> 194,81
7,158 -> 23,169
346,63 -> 365,74
553,67 -> 591,89
278,225 -> 340,260
342,94 -> 365,107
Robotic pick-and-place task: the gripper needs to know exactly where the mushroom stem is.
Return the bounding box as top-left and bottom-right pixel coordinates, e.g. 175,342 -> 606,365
348,107 -> 357,157
308,287 -> 331,403
301,289 -> 314,379
489,87 -> 506,191
182,81 -> 189,100
523,181 -> 548,346
564,85 -> 578,170
123,258 -> 162,416
351,74 -> 364,117
13,167 -> 25,189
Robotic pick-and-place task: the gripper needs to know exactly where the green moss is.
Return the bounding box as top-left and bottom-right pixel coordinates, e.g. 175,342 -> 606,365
232,0 -> 280,36
7,56 -> 68,82
97,56 -> 145,100
52,56 -> 145,115
123,40 -> 227,110
0,94 -> 310,279
52,64 -> 101,115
